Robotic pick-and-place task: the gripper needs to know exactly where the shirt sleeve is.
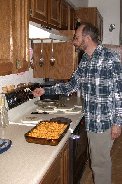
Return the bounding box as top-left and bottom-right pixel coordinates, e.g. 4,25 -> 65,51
112,52 -> 122,126
44,61 -> 83,96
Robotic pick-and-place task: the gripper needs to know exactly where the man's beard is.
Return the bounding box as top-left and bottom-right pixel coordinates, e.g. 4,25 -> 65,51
80,39 -> 87,51
75,40 -> 87,52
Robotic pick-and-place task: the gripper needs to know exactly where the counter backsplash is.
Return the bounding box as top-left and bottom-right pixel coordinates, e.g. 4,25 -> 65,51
0,68 -> 43,93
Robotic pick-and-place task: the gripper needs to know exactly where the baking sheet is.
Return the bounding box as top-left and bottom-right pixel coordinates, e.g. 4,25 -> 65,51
24,121 -> 70,146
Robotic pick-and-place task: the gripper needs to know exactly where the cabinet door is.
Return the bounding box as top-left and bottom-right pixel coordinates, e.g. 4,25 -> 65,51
30,0 -> 48,24
41,152 -> 63,184
69,6 -> 75,30
0,0 -> 29,76
40,141 -> 69,184
48,0 -> 61,28
61,142 -> 69,184
0,0 -> 13,75
13,0 -> 29,73
75,8 -> 96,26
60,0 -> 68,30
33,40 -> 77,79
75,7 -> 103,42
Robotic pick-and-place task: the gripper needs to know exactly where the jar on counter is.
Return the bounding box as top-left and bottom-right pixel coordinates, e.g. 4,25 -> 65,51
0,94 -> 9,128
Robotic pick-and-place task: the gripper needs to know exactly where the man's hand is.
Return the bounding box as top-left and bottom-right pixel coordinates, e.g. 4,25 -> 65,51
32,87 -> 45,97
111,125 -> 121,140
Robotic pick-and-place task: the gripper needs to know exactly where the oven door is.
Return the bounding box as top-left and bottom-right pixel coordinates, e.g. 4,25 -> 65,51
69,117 -> 88,184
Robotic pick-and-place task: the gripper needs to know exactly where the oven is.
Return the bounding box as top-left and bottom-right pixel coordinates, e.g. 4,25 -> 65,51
69,116 -> 88,184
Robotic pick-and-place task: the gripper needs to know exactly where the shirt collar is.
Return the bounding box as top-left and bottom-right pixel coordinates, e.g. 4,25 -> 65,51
83,44 -> 103,60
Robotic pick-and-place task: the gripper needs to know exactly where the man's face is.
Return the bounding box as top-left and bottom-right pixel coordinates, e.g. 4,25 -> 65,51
73,27 -> 87,51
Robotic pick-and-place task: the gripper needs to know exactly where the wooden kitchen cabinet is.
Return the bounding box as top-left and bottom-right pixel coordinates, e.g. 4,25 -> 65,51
33,31 -> 77,80
68,5 -> 75,30
40,141 -> 69,184
30,0 -> 75,30
75,7 -> 103,41
60,0 -> 68,30
48,0 -> 61,28
0,0 -> 29,76
29,0 -> 48,24
30,0 -> 61,29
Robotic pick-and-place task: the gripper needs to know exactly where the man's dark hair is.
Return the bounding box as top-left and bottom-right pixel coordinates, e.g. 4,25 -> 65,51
80,22 -> 100,44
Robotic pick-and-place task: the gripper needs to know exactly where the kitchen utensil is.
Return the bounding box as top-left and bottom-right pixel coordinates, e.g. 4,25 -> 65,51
34,100 -> 59,108
50,39 -> 55,66
39,39 -> 44,67
0,94 -> 9,128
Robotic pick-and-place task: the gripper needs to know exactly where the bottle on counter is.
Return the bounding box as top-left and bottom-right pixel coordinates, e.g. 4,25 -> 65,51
0,94 -> 9,128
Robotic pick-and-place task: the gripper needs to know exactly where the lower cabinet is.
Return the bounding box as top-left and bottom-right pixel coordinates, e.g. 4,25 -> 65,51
40,141 -> 69,184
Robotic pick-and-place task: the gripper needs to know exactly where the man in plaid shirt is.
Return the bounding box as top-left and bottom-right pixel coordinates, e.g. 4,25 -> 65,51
33,23 -> 122,184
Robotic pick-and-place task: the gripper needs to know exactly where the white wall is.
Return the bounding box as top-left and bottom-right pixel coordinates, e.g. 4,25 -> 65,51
0,69 -> 43,93
88,0 -> 120,45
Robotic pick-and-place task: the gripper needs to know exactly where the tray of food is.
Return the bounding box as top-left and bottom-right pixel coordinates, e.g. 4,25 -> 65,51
24,120 -> 70,146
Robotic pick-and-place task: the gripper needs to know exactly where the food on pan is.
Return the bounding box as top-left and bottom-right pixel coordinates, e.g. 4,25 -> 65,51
28,121 -> 68,139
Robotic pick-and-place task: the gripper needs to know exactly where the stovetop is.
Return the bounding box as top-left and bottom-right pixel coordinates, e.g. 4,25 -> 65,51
6,87 -> 83,127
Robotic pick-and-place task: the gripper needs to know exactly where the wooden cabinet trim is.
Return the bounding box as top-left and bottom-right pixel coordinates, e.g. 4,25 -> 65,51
0,62 -> 13,76
48,0 -> 61,28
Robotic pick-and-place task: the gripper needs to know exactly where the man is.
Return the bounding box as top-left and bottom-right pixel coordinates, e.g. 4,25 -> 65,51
33,23 -> 122,184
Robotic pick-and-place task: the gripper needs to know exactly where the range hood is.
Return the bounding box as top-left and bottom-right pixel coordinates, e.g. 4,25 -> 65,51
29,21 -> 69,42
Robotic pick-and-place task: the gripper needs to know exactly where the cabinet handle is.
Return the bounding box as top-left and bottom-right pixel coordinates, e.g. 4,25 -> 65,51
16,60 -> 22,69
30,9 -> 32,16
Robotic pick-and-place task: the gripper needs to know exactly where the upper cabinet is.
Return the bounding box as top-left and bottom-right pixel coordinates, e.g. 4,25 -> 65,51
48,0 -> 61,28
30,0 -> 75,30
30,0 -> 61,29
0,0 -> 29,76
29,0 -> 48,24
60,0 -> 68,30
75,7 -> 103,42
69,5 -> 75,30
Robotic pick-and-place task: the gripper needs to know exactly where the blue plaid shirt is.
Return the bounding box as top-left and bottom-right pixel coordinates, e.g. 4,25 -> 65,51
44,45 -> 122,133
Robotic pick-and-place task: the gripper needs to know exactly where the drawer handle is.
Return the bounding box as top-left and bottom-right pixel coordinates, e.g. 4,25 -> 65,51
70,134 -> 80,140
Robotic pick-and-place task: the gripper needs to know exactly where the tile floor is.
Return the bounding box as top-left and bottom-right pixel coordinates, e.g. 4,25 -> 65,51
80,133 -> 122,184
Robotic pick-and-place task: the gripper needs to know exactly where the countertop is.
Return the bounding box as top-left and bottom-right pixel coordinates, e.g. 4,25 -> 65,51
0,95 -> 84,184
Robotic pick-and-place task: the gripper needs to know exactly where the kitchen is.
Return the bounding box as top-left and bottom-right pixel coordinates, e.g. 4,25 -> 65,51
0,0 -> 122,184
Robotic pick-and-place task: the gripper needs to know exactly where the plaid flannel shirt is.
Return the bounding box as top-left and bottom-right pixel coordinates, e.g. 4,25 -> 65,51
44,45 -> 122,133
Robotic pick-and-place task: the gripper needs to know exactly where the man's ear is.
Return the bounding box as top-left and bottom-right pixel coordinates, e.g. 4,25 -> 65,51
85,35 -> 91,42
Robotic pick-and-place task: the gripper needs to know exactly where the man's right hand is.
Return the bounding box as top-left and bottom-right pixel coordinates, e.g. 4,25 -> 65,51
32,87 -> 45,97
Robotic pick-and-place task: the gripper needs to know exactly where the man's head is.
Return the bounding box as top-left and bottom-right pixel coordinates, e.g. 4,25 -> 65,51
73,22 -> 100,53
